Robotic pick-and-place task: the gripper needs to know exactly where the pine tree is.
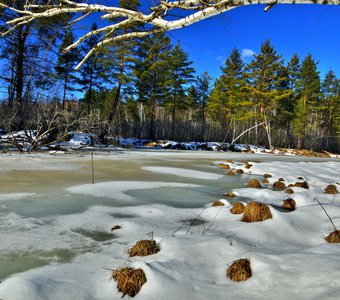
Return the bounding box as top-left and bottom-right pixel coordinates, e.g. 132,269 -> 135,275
278,54 -> 300,145
209,48 -> 248,142
78,23 -> 105,114
293,54 -> 320,149
194,72 -> 213,140
133,32 -> 172,139
321,70 -> 340,145
166,43 -> 195,140
0,0 -> 70,128
105,0 -> 141,123
55,30 -> 80,110
245,39 -> 289,148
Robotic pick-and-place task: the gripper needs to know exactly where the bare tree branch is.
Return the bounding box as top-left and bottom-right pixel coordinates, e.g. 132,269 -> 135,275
1,0 -> 338,69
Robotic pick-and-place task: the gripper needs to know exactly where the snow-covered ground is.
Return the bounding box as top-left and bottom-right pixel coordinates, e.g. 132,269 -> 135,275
0,151 -> 339,300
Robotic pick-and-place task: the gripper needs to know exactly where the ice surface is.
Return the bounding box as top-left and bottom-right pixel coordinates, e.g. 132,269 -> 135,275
143,166 -> 224,179
0,152 -> 339,300
66,181 -> 200,200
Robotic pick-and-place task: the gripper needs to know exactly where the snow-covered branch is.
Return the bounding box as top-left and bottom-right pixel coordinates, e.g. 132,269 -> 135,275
1,0 -> 338,69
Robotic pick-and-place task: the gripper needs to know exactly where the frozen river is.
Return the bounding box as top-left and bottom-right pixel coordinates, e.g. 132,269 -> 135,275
0,150 -> 339,300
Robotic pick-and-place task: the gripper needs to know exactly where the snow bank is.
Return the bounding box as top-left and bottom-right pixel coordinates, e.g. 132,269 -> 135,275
0,193 -> 35,202
143,166 -> 224,180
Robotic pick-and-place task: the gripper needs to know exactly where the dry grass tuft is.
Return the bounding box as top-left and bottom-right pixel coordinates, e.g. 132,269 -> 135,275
112,268 -> 147,297
128,239 -> 160,257
285,188 -> 294,194
273,181 -> 286,191
230,202 -> 245,214
293,181 -> 309,189
225,192 -> 236,197
227,170 -> 235,176
235,169 -> 244,174
226,159 -> 234,163
219,163 -> 230,169
247,179 -> 261,188
282,198 -> 296,211
325,230 -> 340,243
211,200 -> 225,207
263,173 -> 272,178
324,184 -> 339,194
261,179 -> 269,184
244,162 -> 253,169
227,258 -> 252,282
241,201 -> 272,222
278,177 -> 285,182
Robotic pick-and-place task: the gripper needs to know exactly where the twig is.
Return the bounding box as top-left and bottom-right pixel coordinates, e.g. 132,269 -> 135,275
314,197 -> 338,232
91,149 -> 95,184
202,206 -> 223,235
186,207 -> 207,235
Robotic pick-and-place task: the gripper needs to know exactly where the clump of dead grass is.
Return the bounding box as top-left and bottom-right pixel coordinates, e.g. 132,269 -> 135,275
230,202 -> 244,214
273,181 -> 286,191
225,192 -> 236,197
282,198 -> 296,211
226,258 -> 252,282
211,200 -> 225,207
244,162 -> 253,169
324,184 -> 339,194
219,163 -> 230,169
263,173 -> 272,178
285,188 -> 294,194
226,159 -> 233,163
241,201 -> 272,222
247,179 -> 261,188
235,169 -> 244,174
128,239 -> 160,257
292,181 -> 309,189
325,230 -> 340,243
112,267 -> 147,297
261,179 -> 269,184
227,170 -> 235,176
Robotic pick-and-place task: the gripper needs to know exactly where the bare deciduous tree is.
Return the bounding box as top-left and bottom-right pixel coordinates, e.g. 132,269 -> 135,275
1,0 -> 338,70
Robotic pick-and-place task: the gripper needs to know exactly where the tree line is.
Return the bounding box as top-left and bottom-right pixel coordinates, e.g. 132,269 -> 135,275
0,0 -> 339,152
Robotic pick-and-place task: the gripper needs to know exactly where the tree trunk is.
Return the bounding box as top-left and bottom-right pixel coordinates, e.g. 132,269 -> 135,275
15,26 -> 30,129
171,95 -> 176,140
108,81 -> 122,123
87,68 -> 94,115
62,73 -> 68,110
109,37 -> 126,124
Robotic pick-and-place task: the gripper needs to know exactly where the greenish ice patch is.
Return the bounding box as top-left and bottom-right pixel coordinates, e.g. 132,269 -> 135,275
0,249 -> 76,281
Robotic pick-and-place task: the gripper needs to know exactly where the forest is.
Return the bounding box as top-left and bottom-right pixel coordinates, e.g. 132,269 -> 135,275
0,0 -> 339,152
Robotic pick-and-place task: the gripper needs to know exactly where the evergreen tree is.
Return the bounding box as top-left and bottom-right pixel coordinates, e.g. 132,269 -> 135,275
105,0 -> 141,123
79,23 -> 105,114
293,54 -> 320,149
133,32 -> 172,139
194,72 -> 213,140
55,30 -> 80,110
0,0 -> 70,127
209,48 -> 248,141
245,39 -> 289,148
321,70 -> 340,142
279,54 -> 301,145
166,43 -> 195,139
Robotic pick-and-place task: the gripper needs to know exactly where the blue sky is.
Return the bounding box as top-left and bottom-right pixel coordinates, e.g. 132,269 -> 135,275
165,4 -> 339,80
